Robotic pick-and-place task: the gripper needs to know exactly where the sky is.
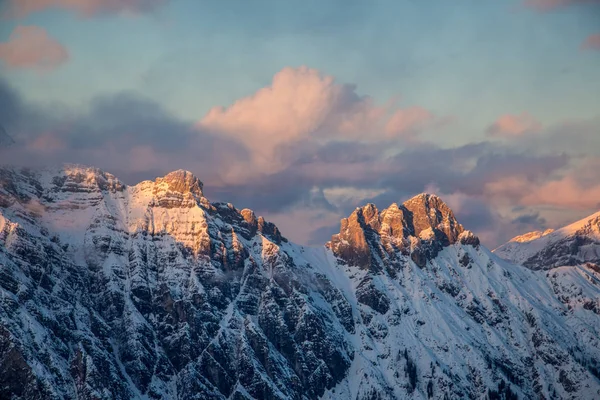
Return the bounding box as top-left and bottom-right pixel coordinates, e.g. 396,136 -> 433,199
0,0 -> 599,248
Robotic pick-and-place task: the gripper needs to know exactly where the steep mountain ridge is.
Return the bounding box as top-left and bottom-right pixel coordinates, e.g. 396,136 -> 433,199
0,165 -> 350,399
0,165 -> 599,400
494,211 -> 600,270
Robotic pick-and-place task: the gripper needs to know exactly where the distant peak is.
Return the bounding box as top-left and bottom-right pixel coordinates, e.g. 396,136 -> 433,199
62,163 -> 106,174
61,164 -> 122,184
509,229 -> 554,244
494,211 -> 600,269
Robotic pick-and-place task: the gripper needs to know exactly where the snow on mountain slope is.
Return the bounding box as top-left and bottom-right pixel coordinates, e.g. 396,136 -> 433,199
321,199 -> 600,399
0,165 -> 352,399
1,165 -> 599,400
494,211 -> 600,270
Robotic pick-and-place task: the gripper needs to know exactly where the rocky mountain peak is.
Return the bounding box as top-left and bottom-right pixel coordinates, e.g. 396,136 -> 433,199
349,203 -> 381,231
156,169 -> 204,198
59,164 -> 125,192
146,170 -> 206,209
358,203 -> 379,222
240,208 -> 257,225
401,193 -> 463,244
226,207 -> 285,244
328,193 -> 474,269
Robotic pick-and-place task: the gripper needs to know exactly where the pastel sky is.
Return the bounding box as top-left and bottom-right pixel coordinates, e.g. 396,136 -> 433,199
0,0 -> 599,248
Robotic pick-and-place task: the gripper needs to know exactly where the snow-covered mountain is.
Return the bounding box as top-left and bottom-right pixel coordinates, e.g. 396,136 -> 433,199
0,165 -> 599,400
494,211 -> 600,270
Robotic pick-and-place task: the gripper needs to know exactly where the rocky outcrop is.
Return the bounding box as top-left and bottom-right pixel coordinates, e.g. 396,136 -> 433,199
402,193 -> 464,245
327,194 -> 471,269
150,169 -> 206,208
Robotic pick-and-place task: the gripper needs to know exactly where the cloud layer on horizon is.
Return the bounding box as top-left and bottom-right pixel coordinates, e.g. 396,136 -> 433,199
0,66 -> 599,248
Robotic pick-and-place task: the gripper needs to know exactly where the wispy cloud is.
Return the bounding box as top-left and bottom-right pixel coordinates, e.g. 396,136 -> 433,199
0,26 -> 68,72
487,113 -> 542,137
3,0 -> 169,19
581,33 -> 600,50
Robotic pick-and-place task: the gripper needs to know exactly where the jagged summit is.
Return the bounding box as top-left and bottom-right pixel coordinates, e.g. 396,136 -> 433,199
344,193 -> 465,239
155,169 -> 204,197
56,163 -> 119,178
147,169 -> 206,208
328,193 -> 477,268
402,193 -> 464,243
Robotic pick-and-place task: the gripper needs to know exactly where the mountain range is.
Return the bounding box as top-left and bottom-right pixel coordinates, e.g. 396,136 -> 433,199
0,165 -> 599,400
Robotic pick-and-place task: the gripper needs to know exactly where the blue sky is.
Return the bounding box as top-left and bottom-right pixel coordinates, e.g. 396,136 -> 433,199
0,0 -> 599,246
3,1 -> 599,124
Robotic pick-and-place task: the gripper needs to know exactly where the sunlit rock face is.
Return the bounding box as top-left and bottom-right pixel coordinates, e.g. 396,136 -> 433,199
1,165 -> 599,400
327,194 -> 475,269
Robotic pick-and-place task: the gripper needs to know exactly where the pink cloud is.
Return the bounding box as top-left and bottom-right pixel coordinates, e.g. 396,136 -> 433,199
384,107 -> 434,139
484,176 -> 532,203
0,26 -> 68,71
581,33 -> 600,50
523,0 -> 600,12
200,67 -> 340,148
4,0 -> 169,19
197,66 -> 439,172
483,157 -> 600,210
487,113 -> 542,137
29,132 -> 66,151
520,176 -> 600,209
